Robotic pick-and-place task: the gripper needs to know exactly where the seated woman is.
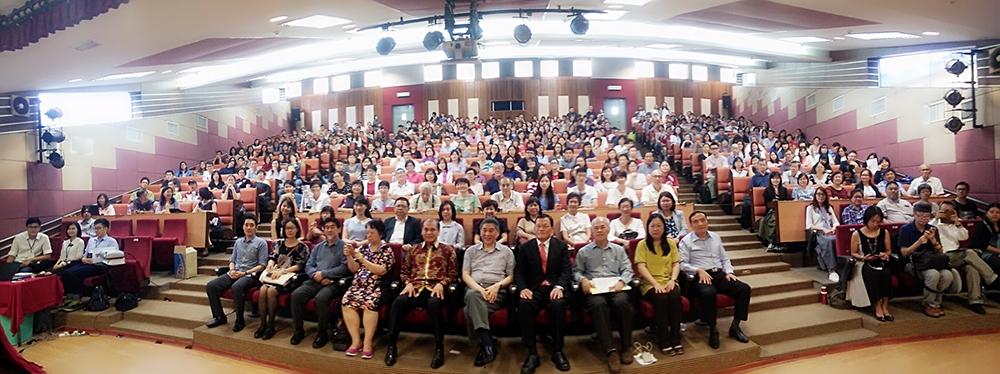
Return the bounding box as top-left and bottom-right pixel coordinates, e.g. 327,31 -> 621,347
848,206 -> 893,321
730,157 -> 749,178
306,206 -> 335,243
806,188 -> 841,283
343,197 -> 373,248
221,174 -> 240,200
625,160 -> 648,191
208,171 -> 225,191
914,184 -> 939,214
465,169 -> 485,196
339,180 -> 366,213
609,198 -> 645,247
655,192 -> 687,240
437,201 -> 465,250
811,162 -> 830,188
760,172 -> 789,252
341,220 -> 394,359
606,170 -> 639,208
255,218 -> 308,340
825,172 -> 851,200
193,187 -> 221,253
53,222 -> 85,276
840,189 -> 869,225
971,203 -> 1000,274
515,197 -> 542,246
450,178 -> 481,214
96,193 -> 116,216
154,186 -> 180,214
271,198 -> 298,241
791,173 -> 815,201
634,214 -> 684,355
531,174 -> 559,211
854,169 -> 883,198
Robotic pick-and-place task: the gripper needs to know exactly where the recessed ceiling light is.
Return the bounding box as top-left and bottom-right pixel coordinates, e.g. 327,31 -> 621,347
269,15 -> 288,23
922,31 -> 940,36
607,5 -> 625,9
780,36 -> 831,43
833,37 -> 845,40
588,10 -> 628,20
846,32 -> 920,40
96,71 -> 157,81
604,0 -> 651,5
342,24 -> 357,29
647,43 -> 679,49
283,15 -> 352,29
68,78 -> 83,83
160,70 -> 172,74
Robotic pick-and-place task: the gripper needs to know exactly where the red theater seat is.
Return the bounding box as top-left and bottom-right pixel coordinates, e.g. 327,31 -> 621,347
216,200 -> 234,226
109,220 -> 132,238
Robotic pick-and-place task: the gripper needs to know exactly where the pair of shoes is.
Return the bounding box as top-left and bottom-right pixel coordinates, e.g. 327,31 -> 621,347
475,342 -> 498,367
253,323 -> 268,339
289,330 -> 305,345
607,351 -> 622,374
923,305 -> 941,318
672,345 -> 685,355
205,317 -> 227,328
312,333 -> 329,349
708,327 -> 721,349
232,319 -> 246,333
828,272 -> 840,283
875,314 -> 886,322
884,314 -> 895,322
620,348 -> 633,364
430,348 -> 445,369
520,353 -> 540,374
345,346 -> 360,357
729,325 -> 750,343
361,350 -> 374,360
384,345 -> 398,366
969,304 -> 987,315
261,326 -> 276,340
552,351 -> 570,371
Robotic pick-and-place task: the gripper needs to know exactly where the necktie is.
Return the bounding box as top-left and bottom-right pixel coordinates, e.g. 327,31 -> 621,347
538,240 -> 548,273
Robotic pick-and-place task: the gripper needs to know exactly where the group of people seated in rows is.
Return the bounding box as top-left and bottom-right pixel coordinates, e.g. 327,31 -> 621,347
633,108 -> 998,320
203,192 -> 751,373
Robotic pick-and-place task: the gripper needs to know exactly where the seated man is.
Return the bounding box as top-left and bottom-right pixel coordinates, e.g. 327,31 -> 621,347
290,217 -> 352,348
907,164 -> 944,196
516,214 -> 572,373
385,219 -> 457,369
640,170 -> 675,207
389,168 -> 415,199
384,197 -> 422,245
60,218 -> 118,300
474,200 -> 509,245
205,217 -> 269,332
568,167 -> 599,207
484,163 -> 504,195
876,182 -> 914,223
128,190 -> 155,215
899,202 -> 954,318
410,182 -> 442,213
952,181 -> 981,220
704,142 -> 728,199
930,201 -> 997,314
462,217 -> 515,367
559,193 -> 592,246
574,217 -> 634,373
129,176 -> 155,202
184,180 -> 201,202
679,211 -> 752,349
637,152 -> 659,175
78,206 -> 97,238
5,217 -> 53,273
491,177 -> 525,213
301,181 -> 331,213
371,181 -> 396,213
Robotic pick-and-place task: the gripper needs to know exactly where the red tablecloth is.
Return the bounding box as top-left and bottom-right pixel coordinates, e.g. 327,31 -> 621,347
0,275 -> 64,334
0,324 -> 43,373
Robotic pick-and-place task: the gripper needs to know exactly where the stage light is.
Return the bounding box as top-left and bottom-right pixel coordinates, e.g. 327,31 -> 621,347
376,37 -> 396,55
41,130 -> 65,144
944,116 -> 964,134
48,151 -> 65,169
944,59 -> 967,76
513,24 -> 532,44
423,31 -> 444,51
943,89 -> 964,106
570,14 -> 589,35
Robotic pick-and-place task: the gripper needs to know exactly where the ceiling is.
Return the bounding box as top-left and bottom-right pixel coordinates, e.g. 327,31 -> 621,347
0,0 -> 996,93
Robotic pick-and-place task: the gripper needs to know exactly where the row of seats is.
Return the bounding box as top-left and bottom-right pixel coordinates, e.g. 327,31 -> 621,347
114,192 -> 241,225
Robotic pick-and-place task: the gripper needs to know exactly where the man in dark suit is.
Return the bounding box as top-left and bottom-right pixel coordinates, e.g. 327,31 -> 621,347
515,214 -> 572,373
383,197 -> 422,245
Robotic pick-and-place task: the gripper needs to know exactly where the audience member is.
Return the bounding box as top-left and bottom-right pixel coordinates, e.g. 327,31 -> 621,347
515,214 -> 572,373
848,206 -> 893,320
341,220 -> 394,359
971,203 -> 1000,274
930,201 -> 997,314
635,214 -> 684,355
255,219 -> 308,340
952,181 -> 980,219
290,217 -> 351,348
60,218 -> 117,302
907,164 -> 944,196
806,189 -> 840,282
609,198 -> 645,246
206,217 -> 268,331
462,217 -> 514,367
491,178 -> 525,213
6,217 -> 53,273
840,190 -> 868,225
899,203 -> 954,318
384,197 -> 421,245
559,193 -> 592,246
876,182 -> 913,223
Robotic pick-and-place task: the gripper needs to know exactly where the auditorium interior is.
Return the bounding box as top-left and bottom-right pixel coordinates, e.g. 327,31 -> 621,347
0,0 -> 999,373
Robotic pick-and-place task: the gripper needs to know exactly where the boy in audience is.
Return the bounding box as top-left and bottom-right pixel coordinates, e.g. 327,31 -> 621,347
952,181 -> 980,219
78,207 -> 97,237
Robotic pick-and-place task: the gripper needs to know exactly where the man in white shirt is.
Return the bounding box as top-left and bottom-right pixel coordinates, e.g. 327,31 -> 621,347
930,201 -> 997,314
559,193 -> 592,246
704,143 -> 728,200
906,164 -> 945,196
641,171 -> 675,206
876,182 -> 914,223
491,178 -> 525,213
389,168 -> 415,198
5,217 -> 53,272
568,167 -> 599,208
302,182 -> 331,213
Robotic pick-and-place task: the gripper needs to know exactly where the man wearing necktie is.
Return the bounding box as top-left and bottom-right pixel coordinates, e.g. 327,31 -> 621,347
515,214 -> 572,373
384,219 -> 457,369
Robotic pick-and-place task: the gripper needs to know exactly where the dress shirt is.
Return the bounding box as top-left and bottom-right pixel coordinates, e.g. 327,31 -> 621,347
876,197 -> 913,223
678,231 -> 734,275
573,241 -> 634,284
929,218 -> 968,252
389,182 -> 415,198
491,191 -> 525,213
8,232 -> 52,263
401,242 -> 457,292
906,176 -> 944,195
840,204 -> 868,225
305,239 -> 350,279
641,184 -> 675,206
343,217 -> 371,242
230,235 -> 269,272
560,212 -> 592,244
605,186 -> 638,208
84,235 -> 120,263
78,218 -> 97,237
637,162 -> 660,175
569,185 -> 599,207
438,220 -> 465,250
462,242 -> 515,287
389,217 -> 407,244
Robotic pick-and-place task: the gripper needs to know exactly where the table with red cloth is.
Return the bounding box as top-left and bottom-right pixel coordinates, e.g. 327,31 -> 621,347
0,275 -> 64,334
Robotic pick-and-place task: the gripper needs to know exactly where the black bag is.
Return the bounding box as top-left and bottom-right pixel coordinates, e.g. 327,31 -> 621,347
85,286 -> 110,312
617,230 -> 639,240
839,257 -> 857,282
717,192 -> 733,214
697,184 -> 712,204
912,251 -> 951,271
115,293 -> 140,311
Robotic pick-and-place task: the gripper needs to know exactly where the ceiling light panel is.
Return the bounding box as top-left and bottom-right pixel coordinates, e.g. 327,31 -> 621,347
604,0 -> 651,5
779,36 -> 830,43
283,15 -> 351,29
846,32 -> 920,40
96,71 -> 157,81
269,16 -> 288,23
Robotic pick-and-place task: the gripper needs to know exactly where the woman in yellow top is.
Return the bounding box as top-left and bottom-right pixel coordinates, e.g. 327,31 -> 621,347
634,214 -> 684,355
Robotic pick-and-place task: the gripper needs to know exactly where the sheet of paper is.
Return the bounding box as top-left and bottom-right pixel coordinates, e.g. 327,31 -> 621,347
590,277 -> 631,294
866,158 -> 879,173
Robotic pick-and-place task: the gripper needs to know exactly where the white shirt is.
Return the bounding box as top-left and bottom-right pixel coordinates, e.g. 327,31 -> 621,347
568,185 -> 599,207
929,218 -> 968,252
609,217 -> 645,241
491,191 -> 525,213
625,173 -> 647,191
906,176 -> 944,196
59,238 -> 86,263
560,212 -> 592,244
303,192 -> 331,213
8,232 -> 52,263
389,217 -> 407,244
876,198 -> 914,223
641,184 -> 675,206
389,181 -> 415,198
605,186 -> 639,208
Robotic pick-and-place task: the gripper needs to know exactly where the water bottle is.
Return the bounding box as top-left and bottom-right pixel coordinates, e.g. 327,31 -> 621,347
820,286 -> 828,304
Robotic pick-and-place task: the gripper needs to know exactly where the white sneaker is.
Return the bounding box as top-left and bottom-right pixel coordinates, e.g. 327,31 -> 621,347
828,272 -> 840,283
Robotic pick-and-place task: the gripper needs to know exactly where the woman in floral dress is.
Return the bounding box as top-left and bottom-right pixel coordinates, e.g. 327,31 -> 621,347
341,219 -> 394,359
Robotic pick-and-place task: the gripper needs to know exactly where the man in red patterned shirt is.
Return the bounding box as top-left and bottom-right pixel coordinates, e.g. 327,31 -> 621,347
384,219 -> 457,369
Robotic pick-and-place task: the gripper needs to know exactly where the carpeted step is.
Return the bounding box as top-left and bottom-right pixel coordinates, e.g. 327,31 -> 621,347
717,231 -> 760,244
728,250 -> 782,266
172,275 -> 216,292
200,253 -> 230,267
109,320 -> 194,342
710,222 -> 743,231
724,241 -> 765,251
123,300 -> 226,330
759,328 -> 877,358
738,272 -> 815,296
734,262 -> 791,276
736,303 -> 864,346
717,288 -> 819,317
160,289 -> 230,308
198,265 -> 220,276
